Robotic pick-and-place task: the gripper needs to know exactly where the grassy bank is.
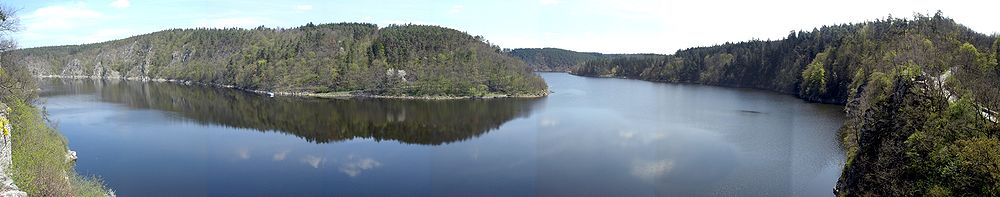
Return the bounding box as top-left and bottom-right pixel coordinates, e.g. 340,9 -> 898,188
6,101 -> 111,196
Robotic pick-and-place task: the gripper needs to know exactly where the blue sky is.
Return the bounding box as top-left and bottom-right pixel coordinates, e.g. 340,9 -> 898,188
5,0 -> 1000,54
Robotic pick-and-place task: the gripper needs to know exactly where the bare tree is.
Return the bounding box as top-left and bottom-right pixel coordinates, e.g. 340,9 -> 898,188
0,4 -> 27,101
0,4 -> 18,52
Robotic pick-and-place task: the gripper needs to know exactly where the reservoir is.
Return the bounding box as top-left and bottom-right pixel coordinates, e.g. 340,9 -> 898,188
40,72 -> 845,196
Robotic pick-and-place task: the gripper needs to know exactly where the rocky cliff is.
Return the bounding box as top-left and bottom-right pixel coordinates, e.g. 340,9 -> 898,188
0,103 -> 26,197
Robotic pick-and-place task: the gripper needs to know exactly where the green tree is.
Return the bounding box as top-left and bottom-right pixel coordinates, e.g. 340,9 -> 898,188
800,49 -> 829,99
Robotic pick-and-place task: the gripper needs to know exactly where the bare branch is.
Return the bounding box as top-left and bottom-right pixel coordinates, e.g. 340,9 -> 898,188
0,5 -> 20,33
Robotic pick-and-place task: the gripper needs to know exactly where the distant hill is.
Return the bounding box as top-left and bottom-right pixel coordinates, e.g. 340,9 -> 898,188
510,48 -> 666,72
509,48 -> 607,72
7,23 -> 548,98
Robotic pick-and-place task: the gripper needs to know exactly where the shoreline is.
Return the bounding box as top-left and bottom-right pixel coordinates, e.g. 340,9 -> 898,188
38,75 -> 549,100
564,72 -> 846,105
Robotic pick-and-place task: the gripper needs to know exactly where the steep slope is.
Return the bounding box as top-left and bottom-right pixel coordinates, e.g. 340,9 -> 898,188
573,13 -> 1000,196
9,23 -> 548,98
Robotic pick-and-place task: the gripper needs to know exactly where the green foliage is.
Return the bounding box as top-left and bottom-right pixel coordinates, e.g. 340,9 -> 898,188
0,114 -> 7,136
14,23 -> 547,97
896,61 -> 923,80
957,42 -> 999,71
865,71 -> 895,103
509,48 -> 614,71
905,97 -> 999,195
699,53 -> 735,83
468,84 -> 489,97
0,54 -> 38,103
994,37 -> 1000,63
71,174 -> 112,197
950,41 -> 1000,110
800,49 -> 829,99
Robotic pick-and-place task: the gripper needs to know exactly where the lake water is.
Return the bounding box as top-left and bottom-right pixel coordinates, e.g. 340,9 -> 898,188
40,73 -> 845,196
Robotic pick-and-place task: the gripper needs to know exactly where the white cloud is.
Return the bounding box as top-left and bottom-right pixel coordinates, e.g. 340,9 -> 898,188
631,159 -> 674,180
294,4 -> 313,11
24,2 -> 103,31
539,117 -> 559,127
338,155 -> 381,177
448,5 -> 465,14
109,0 -> 130,9
301,155 -> 324,168
273,150 -> 290,161
618,130 -> 635,139
237,148 -> 250,159
540,0 -> 560,6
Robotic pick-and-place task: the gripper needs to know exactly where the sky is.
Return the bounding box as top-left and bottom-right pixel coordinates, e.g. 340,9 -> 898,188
4,0 -> 999,54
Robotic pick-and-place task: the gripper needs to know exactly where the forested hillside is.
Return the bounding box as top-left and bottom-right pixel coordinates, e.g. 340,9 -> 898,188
573,13 -> 1000,196
7,23 -> 548,98
574,13 -> 997,106
510,48 -> 609,71
510,48 -> 662,72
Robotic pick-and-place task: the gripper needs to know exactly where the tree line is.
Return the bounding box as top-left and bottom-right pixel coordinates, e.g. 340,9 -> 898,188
509,47 -> 664,72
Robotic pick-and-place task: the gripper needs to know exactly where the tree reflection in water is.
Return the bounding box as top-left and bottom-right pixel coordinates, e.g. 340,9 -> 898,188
42,79 -> 541,145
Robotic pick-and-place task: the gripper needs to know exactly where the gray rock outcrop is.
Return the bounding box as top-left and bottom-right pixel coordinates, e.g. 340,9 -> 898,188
0,103 -> 26,197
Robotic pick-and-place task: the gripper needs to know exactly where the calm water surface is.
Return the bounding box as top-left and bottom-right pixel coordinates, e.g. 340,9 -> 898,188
41,73 -> 845,196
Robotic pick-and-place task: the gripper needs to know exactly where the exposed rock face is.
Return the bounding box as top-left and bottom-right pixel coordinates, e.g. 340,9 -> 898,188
0,104 -> 9,172
0,178 -> 25,197
0,103 -> 27,197
66,150 -> 78,162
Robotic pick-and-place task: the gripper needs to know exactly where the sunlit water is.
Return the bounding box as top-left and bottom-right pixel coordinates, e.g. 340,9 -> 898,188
40,73 -> 844,196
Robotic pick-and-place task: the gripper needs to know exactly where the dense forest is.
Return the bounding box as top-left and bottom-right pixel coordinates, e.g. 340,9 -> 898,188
509,48 -> 663,72
564,13 -> 1000,196
510,48 -> 610,71
6,23 -> 548,98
